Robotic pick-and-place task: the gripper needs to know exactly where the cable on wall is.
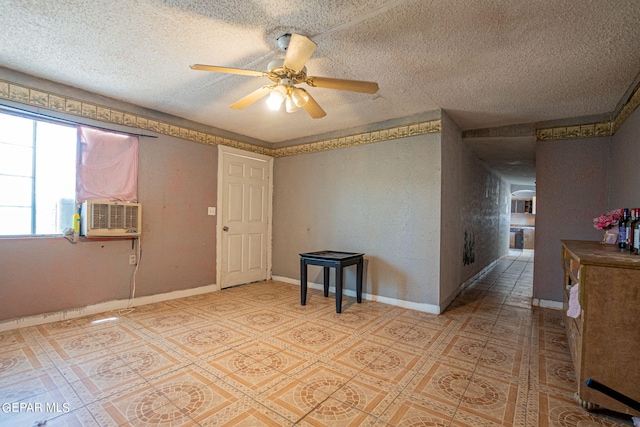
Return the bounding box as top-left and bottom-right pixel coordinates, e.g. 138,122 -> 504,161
119,236 -> 142,314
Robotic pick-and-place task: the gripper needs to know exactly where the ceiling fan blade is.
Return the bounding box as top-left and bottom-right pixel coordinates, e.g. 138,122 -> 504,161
283,34 -> 317,73
190,64 -> 266,78
300,89 -> 326,119
306,76 -> 379,94
229,86 -> 273,110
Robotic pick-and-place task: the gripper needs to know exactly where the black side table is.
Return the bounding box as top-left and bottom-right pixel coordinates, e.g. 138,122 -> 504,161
299,251 -> 364,313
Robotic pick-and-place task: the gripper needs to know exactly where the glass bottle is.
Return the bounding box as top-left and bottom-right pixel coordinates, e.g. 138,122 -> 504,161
618,208 -> 629,249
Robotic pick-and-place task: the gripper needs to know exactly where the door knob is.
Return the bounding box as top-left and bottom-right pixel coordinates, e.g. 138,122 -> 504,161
223,226 -> 229,232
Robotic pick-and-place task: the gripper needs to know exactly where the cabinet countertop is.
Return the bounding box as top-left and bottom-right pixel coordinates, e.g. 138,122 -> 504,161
562,239 -> 640,270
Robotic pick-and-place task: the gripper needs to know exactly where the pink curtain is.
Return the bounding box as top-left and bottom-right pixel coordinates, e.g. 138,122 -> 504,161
77,126 -> 138,203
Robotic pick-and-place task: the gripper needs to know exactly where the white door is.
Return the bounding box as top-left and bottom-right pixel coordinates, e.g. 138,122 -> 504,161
217,146 -> 272,289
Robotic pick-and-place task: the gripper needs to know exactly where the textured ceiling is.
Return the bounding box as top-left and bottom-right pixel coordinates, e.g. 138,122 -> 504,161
1,0 -> 640,186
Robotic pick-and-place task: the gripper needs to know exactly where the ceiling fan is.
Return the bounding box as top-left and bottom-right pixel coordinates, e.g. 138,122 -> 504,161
190,33 -> 379,119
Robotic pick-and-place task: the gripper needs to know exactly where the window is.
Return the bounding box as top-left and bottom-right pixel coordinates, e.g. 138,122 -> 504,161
0,111 -> 77,236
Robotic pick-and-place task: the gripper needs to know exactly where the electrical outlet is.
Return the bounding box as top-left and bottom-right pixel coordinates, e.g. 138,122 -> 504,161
129,254 -> 136,265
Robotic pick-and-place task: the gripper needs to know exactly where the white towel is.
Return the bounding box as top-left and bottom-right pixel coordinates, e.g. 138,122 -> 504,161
567,283 -> 581,318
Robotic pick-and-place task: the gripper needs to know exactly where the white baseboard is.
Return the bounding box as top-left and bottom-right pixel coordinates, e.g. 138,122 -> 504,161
532,298 -> 563,310
439,257 -> 504,311
0,283 -> 219,332
272,276 -> 441,314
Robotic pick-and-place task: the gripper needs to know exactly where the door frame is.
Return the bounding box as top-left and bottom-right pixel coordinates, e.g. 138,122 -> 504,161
216,145 -> 273,289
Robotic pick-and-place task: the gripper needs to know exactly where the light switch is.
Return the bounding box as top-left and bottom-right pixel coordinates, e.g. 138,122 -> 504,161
208,207 -> 216,216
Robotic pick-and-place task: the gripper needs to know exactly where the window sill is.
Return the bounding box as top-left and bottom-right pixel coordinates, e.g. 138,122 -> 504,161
0,234 -> 65,240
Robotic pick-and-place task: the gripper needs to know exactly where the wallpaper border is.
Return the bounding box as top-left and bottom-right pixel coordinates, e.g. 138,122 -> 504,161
536,81 -> 640,141
0,78 -> 441,158
0,79 -> 274,157
271,119 -> 442,157
2,76 -> 637,150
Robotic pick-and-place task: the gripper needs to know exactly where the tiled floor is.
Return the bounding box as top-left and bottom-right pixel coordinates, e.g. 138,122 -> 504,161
0,250 -> 635,426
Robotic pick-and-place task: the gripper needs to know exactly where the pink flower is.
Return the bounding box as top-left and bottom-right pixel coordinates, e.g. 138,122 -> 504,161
593,209 -> 623,230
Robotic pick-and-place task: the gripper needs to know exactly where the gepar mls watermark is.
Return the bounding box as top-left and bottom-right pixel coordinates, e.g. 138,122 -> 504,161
1,402 -> 70,414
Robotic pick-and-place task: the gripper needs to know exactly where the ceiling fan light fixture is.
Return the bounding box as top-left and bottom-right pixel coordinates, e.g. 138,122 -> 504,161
191,33 -> 378,119
291,87 -> 309,108
266,84 -> 287,110
285,96 -> 299,113
266,90 -> 284,110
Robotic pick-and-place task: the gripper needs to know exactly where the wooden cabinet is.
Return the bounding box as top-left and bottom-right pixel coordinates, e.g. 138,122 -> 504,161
561,240 -> 640,416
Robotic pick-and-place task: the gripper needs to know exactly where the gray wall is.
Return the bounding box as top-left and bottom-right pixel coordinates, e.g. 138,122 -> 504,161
0,82 -> 218,322
272,114 -> 510,311
440,112 -> 510,307
1,69 -> 511,321
609,107 -> 640,207
272,134 -> 443,306
533,137 -> 611,302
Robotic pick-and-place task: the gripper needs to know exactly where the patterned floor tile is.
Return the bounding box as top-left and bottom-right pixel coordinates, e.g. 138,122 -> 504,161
194,298 -> 258,317
260,376 -> 331,423
39,331 -> 105,362
1,251 -> 631,427
274,297 -> 332,317
439,334 -> 488,366
14,406 -> 102,427
55,346 -> 128,383
207,342 -> 310,395
538,391 -> 633,426
476,339 -> 526,378
329,338 -> 422,390
488,320 -> 531,348
536,308 -> 566,332
225,308 -> 298,334
454,371 -> 522,425
118,301 -> 180,320
0,345 -> 50,382
87,383 -> 192,426
370,318 -> 424,344
379,389 -> 458,425
40,324 -> 146,364
202,347 -> 263,379
456,315 -> 499,340
316,309 -> 384,334
0,380 -> 81,427
75,312 -> 129,331
330,375 -> 397,418
295,396 -> 379,426
328,338 -> 394,372
128,310 -> 210,335
197,395 -> 292,426
271,322 -> 351,358
76,342 -> 191,403
407,360 -> 475,407
0,369 -> 74,407
32,319 -> 85,339
163,321 -> 253,359
466,305 -> 502,322
538,329 -> 573,358
91,367 -> 239,426
0,328 -> 32,350
537,353 -> 577,393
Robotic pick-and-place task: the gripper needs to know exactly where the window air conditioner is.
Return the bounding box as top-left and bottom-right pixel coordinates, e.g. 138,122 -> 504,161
80,200 -> 142,237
